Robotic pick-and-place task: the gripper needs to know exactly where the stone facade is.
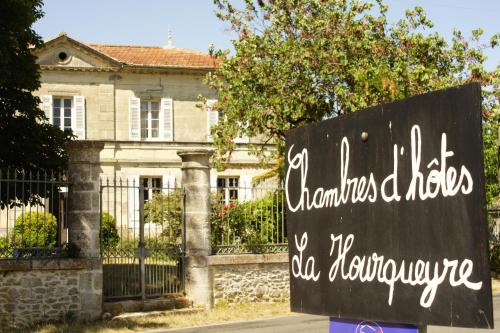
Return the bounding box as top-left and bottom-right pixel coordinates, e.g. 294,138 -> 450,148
0,259 -> 102,330
29,33 -> 273,232
209,254 -> 289,304
33,33 -> 269,187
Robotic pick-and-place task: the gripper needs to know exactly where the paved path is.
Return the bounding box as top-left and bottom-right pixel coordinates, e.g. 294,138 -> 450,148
147,295 -> 500,333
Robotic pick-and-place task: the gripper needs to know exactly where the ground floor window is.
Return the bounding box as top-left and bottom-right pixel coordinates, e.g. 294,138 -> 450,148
141,176 -> 162,203
217,177 -> 239,204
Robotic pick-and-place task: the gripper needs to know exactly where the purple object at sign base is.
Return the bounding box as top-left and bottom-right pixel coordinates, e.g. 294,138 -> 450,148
330,318 -> 418,333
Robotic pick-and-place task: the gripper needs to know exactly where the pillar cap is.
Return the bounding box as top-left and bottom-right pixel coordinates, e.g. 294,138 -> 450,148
177,149 -> 214,158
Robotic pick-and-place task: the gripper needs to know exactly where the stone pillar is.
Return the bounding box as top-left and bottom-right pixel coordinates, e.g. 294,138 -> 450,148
177,149 -> 213,307
67,141 -> 104,320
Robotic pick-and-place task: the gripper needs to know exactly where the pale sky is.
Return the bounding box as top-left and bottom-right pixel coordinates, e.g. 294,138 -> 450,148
34,0 -> 499,70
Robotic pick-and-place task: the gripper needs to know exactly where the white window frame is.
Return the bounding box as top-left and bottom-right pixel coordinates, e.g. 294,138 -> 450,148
141,101 -> 161,141
141,176 -> 162,202
206,100 -> 249,143
140,176 -> 163,229
217,176 -> 239,205
52,97 -> 73,131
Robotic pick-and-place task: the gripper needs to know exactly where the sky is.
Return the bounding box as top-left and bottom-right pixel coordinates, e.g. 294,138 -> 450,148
34,0 -> 499,70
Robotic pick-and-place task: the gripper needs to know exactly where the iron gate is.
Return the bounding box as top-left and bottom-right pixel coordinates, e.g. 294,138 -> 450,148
100,178 -> 184,301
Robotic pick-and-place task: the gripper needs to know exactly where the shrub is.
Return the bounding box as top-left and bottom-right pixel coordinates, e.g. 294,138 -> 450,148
211,191 -> 285,247
144,191 -> 183,243
101,212 -> 119,249
14,212 -> 57,248
488,215 -> 500,273
0,236 -> 8,248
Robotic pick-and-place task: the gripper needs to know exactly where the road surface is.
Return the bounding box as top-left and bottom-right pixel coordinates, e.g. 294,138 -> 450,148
147,295 -> 500,333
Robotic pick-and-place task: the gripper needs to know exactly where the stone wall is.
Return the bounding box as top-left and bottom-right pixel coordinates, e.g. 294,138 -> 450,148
209,254 -> 289,305
0,259 -> 102,330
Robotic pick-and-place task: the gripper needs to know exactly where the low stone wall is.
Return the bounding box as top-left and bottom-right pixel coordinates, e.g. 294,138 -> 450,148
0,259 -> 102,330
208,253 -> 289,305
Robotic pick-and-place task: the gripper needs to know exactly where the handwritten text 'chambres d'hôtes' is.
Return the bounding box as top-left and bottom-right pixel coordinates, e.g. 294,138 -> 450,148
285,124 -> 473,212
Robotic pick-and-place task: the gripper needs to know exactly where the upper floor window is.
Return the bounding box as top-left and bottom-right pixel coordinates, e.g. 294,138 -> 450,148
40,95 -> 86,140
129,97 -> 173,141
206,99 -> 249,143
53,97 -> 72,131
141,101 -> 160,139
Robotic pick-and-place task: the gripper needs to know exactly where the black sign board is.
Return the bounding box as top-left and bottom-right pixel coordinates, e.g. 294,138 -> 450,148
285,83 -> 493,329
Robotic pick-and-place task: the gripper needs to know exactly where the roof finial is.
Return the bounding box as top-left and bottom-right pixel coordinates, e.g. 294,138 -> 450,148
165,27 -> 174,48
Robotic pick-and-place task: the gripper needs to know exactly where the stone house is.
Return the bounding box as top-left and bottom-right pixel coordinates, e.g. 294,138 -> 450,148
30,32 -> 270,229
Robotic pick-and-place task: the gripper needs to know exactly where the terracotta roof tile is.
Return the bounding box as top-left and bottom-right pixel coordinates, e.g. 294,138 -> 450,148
87,44 -> 219,69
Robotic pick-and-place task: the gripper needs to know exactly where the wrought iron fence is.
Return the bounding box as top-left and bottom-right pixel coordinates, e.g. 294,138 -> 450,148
210,184 -> 287,254
0,169 -> 69,259
100,177 -> 184,300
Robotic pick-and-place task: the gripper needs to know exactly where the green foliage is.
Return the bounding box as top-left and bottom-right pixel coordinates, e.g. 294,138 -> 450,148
488,214 -> 500,273
206,0 -> 498,175
208,0 -> 499,265
144,191 -> 183,243
0,236 -> 8,249
210,192 -> 285,246
13,212 -> 57,248
142,189 -> 286,248
483,112 -> 500,208
0,0 -> 73,208
101,212 -> 119,249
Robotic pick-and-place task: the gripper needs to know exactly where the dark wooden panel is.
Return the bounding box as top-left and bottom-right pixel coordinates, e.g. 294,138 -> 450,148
285,83 -> 493,328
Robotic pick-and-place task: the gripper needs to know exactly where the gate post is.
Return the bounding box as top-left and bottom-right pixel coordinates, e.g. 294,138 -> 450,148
177,149 -> 213,307
67,141 -> 104,258
66,141 -> 105,320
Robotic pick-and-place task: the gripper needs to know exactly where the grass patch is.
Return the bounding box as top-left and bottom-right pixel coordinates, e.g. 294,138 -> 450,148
16,301 -> 291,333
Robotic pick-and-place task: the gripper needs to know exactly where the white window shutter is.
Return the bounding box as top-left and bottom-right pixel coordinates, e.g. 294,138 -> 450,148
239,175 -> 253,202
210,171 -> 218,193
234,121 -> 250,143
161,98 -> 173,141
127,176 -> 140,227
206,99 -> 218,141
72,96 -> 85,139
162,175 -> 176,194
129,97 -> 141,141
40,95 -> 53,124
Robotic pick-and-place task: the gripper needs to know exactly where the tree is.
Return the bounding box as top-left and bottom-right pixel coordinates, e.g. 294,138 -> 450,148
0,0 -> 73,207
206,0 -> 499,183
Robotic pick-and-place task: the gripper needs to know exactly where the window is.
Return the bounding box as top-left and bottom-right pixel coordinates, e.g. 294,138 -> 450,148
217,177 -> 239,204
141,177 -> 162,203
206,99 -> 248,143
129,97 -> 172,141
53,97 -> 72,131
40,95 -> 85,139
141,101 -> 160,139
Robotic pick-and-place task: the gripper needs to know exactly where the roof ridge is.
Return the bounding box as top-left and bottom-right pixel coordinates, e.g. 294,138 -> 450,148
88,43 -> 161,49
87,43 -> 209,55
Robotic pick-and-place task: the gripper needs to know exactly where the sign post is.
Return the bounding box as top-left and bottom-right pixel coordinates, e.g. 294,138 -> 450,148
285,83 -> 493,330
